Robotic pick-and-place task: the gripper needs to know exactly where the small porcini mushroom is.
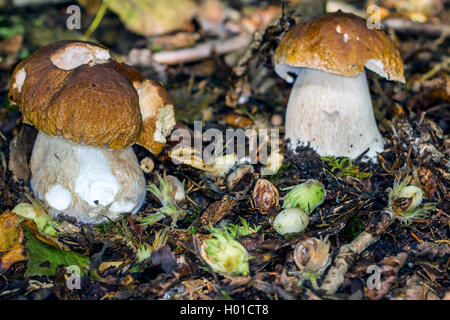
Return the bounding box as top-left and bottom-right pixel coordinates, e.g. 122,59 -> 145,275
273,12 -> 405,160
8,41 -> 175,224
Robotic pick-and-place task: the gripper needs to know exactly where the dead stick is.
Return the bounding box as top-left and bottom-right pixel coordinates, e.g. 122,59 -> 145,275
382,18 -> 450,37
320,211 -> 393,295
151,33 -> 251,65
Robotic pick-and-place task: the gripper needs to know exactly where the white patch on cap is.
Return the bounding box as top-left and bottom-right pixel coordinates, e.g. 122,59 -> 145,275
154,105 -> 176,143
336,25 -> 342,33
74,146 -> 118,207
12,68 -> 26,93
343,33 -> 349,43
93,48 -> 110,61
110,200 -> 136,214
50,43 -> 110,70
45,184 -> 72,211
365,59 -> 388,79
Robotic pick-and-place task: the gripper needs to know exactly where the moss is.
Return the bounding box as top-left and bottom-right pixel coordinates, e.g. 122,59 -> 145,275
341,215 -> 365,242
321,156 -> 372,179
94,220 -> 124,235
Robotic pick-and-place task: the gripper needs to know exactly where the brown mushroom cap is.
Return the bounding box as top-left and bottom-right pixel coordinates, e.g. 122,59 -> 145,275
8,40 -> 174,153
273,12 -> 405,82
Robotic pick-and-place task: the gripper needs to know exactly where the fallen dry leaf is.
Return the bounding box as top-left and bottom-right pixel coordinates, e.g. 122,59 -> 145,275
99,261 -> 128,273
169,145 -> 212,171
414,241 -> 450,258
151,245 -> 178,274
200,195 -> 237,226
365,252 -> 408,300
0,211 -> 26,273
418,167 -> 438,200
222,275 -> 252,287
225,113 -> 254,128
0,34 -> 23,55
21,219 -> 69,251
107,0 -> 196,36
8,125 -> 38,183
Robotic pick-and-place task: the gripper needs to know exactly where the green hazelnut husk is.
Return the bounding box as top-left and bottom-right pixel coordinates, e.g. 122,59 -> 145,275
12,202 -> 41,219
136,243 -> 152,263
200,227 -> 250,276
282,179 -> 326,214
387,178 -> 435,224
392,185 -> 423,213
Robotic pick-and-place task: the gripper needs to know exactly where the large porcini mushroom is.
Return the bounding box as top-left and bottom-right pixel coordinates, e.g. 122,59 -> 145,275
273,12 -> 405,160
8,41 -> 175,224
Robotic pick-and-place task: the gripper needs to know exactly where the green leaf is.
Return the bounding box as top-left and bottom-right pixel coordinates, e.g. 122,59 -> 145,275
137,212 -> 165,226
106,0 -> 196,37
24,228 -> 90,277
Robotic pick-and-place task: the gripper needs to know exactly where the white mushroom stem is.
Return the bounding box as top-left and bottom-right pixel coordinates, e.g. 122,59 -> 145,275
30,132 -> 146,224
285,68 -> 384,161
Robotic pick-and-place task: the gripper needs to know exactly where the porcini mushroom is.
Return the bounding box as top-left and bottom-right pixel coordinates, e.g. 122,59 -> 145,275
8,41 -> 175,224
273,12 -> 405,160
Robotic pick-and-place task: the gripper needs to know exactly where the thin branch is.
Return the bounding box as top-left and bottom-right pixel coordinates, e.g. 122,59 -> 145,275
383,18 -> 450,37
81,0 -> 109,41
151,33 -> 251,65
320,212 -> 393,295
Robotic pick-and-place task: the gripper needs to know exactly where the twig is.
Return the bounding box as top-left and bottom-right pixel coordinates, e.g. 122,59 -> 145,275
81,0 -> 109,41
417,56 -> 450,83
232,30 -> 265,77
320,211 -> 393,295
423,103 -> 450,114
383,18 -> 450,37
151,33 -> 251,65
